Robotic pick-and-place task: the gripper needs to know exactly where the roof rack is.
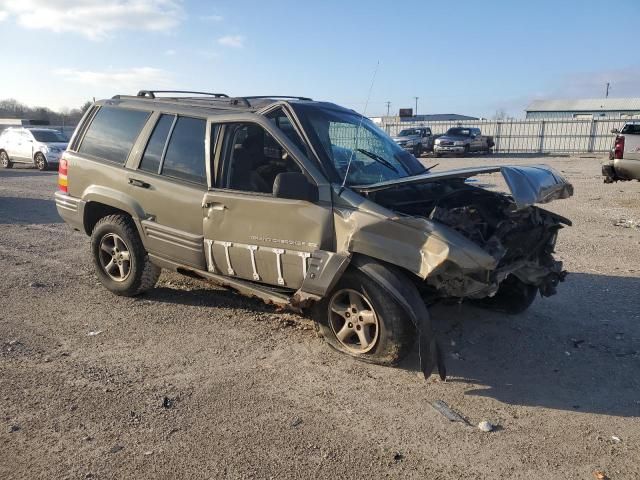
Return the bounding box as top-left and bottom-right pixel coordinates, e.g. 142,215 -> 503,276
136,90 -> 229,99
243,95 -> 312,102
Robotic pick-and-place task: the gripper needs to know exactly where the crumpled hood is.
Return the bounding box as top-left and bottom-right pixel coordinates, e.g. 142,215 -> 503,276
352,164 -> 574,209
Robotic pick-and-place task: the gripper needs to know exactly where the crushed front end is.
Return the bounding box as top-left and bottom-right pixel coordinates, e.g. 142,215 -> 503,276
354,165 -> 573,302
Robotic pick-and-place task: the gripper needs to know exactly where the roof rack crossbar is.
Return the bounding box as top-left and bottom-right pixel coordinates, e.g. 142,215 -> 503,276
136,90 -> 230,99
243,95 -> 313,101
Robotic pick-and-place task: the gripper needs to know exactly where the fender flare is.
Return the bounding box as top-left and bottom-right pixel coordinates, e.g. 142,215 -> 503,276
350,255 -> 445,380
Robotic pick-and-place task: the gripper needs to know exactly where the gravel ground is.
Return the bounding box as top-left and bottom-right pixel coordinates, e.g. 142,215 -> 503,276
1,155 -> 639,479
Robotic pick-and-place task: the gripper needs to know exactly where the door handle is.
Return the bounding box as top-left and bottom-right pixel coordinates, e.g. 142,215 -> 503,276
129,178 -> 151,188
202,201 -> 226,210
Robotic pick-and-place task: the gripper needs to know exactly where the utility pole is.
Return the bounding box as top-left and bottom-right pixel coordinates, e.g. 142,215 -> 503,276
413,96 -> 419,116
605,82 -> 610,98
385,101 -> 391,116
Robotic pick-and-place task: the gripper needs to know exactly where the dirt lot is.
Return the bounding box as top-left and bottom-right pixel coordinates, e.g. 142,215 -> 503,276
1,155 -> 639,479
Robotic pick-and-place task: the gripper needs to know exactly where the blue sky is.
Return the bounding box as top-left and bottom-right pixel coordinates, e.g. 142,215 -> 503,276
0,0 -> 639,117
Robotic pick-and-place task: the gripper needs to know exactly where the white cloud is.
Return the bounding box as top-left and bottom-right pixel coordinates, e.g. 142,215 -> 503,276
0,10 -> 7,21
217,35 -> 244,48
200,14 -> 223,21
165,49 -> 176,56
0,0 -> 184,40
54,67 -> 170,92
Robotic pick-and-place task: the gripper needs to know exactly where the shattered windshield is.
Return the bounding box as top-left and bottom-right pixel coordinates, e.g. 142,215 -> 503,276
293,105 -> 425,185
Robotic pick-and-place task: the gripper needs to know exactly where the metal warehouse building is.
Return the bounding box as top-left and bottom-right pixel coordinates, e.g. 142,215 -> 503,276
525,98 -> 640,119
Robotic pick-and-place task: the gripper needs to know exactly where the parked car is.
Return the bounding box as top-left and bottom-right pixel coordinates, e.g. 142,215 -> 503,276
55,90 -> 573,379
392,127 -> 434,157
602,122 -> 640,182
0,127 -> 69,170
433,127 -> 494,157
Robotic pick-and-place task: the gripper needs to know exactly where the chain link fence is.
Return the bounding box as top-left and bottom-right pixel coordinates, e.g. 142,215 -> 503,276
381,118 -> 628,154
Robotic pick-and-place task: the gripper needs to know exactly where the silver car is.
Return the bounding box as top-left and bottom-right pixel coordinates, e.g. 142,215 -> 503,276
0,127 -> 68,171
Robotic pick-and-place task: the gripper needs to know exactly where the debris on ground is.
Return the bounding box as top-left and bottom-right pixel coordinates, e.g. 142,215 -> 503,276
109,445 -> 124,454
614,218 -> 639,229
593,470 -> 609,480
611,435 -> 621,443
87,330 -> 102,336
162,396 -> 173,409
291,418 -> 303,428
431,400 -> 470,425
29,281 -> 45,288
477,421 -> 494,432
393,452 -> 404,462
8,424 -> 20,433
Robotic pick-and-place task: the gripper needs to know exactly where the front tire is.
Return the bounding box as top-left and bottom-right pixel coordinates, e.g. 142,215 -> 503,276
311,269 -> 415,366
0,151 -> 12,168
34,152 -> 48,171
90,214 -> 161,297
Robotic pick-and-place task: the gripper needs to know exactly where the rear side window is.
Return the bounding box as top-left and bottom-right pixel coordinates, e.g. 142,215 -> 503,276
160,117 -> 206,185
139,114 -> 175,173
79,106 -> 149,163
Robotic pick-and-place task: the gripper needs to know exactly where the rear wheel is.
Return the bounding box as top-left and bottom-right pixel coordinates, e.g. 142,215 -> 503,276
34,152 -> 48,171
311,269 -> 415,366
0,151 -> 12,168
413,145 -> 422,157
90,214 -> 161,296
473,275 -> 538,314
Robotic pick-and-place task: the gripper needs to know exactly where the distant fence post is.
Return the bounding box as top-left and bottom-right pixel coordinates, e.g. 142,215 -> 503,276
538,120 -> 546,153
495,122 -> 502,153
588,119 -> 597,153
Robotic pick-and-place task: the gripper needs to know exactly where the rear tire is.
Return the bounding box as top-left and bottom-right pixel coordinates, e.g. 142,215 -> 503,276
0,151 -> 12,168
90,214 -> 161,297
311,269 -> 415,366
473,274 -> 538,314
413,145 -> 422,157
34,152 -> 48,171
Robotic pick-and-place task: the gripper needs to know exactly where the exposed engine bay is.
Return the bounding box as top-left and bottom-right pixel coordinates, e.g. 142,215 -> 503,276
367,177 -> 570,301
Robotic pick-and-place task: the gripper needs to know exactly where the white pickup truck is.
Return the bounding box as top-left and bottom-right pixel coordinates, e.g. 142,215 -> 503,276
602,122 -> 640,182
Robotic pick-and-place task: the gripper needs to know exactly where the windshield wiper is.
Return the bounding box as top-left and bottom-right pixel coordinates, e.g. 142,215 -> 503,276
356,148 -> 399,173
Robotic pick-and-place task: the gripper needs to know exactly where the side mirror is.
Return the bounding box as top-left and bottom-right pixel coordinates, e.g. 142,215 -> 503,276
273,172 -> 318,202
611,128 -> 619,134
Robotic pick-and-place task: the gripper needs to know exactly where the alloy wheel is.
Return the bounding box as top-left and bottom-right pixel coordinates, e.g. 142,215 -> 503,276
98,233 -> 132,282
328,288 -> 380,354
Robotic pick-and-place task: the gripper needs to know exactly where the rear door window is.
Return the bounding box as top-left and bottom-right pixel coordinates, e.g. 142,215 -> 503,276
139,114 -> 175,174
160,117 -> 206,185
79,106 -> 150,163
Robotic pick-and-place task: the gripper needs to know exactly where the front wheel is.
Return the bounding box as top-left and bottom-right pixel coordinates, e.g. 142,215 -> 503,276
34,152 -> 48,171
0,151 -> 12,168
311,269 -> 415,366
90,214 -> 161,296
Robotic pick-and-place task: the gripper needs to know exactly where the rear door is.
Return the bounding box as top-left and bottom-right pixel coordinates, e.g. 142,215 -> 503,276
202,120 -> 333,289
128,113 -> 209,269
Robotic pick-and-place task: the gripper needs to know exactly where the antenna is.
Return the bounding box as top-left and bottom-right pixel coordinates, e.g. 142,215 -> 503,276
340,61 -> 380,191
414,96 -> 419,116
385,101 -> 391,116
605,82 -> 611,98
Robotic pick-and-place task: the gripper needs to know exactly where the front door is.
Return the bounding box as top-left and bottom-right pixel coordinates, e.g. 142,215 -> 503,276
202,122 -> 333,289
128,113 -> 209,269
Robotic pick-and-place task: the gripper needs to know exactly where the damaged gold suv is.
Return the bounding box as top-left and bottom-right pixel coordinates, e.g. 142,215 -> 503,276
55,90 -> 573,378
